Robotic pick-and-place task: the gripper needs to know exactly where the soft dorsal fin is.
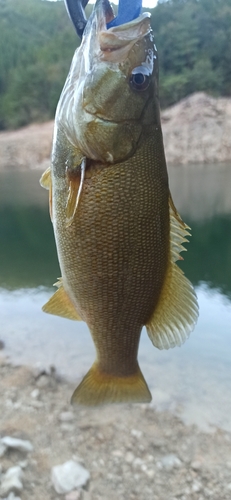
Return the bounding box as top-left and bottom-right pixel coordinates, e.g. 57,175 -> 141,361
145,193 -> 199,350
42,282 -> 82,321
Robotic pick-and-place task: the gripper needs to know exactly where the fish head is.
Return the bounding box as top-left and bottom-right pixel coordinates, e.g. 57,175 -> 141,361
56,0 -> 159,164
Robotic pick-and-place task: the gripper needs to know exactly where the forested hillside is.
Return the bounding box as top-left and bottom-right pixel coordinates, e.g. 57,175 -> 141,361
154,0 -> 231,107
0,0 -> 230,130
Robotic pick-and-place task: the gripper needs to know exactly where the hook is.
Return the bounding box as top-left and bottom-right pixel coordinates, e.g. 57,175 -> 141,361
64,0 -> 89,38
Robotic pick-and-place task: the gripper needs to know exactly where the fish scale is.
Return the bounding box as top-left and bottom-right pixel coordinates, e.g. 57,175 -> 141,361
40,2 -> 198,406
53,128 -> 169,378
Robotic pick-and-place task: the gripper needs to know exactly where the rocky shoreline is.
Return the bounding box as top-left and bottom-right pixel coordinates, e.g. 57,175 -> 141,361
0,93 -> 230,171
1,354 -> 231,500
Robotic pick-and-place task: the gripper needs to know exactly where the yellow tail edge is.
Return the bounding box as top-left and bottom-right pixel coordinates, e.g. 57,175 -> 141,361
71,362 -> 152,407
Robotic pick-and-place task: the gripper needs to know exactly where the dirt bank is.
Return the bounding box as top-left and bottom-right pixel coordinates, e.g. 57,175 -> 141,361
0,122 -> 53,172
0,93 -> 230,171
162,92 -> 231,165
1,355 -> 231,500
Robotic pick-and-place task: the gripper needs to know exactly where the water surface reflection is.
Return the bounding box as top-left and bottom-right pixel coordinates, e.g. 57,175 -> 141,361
0,166 -> 230,431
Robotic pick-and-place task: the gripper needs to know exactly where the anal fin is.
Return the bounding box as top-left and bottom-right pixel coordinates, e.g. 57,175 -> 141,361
145,193 -> 199,350
42,285 -> 82,321
145,262 -> 199,349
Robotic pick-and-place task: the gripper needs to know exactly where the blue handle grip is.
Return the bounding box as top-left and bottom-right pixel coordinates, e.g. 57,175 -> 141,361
107,0 -> 142,28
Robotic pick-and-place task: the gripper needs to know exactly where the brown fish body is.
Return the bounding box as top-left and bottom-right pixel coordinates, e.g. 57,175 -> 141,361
41,2 -> 198,405
53,126 -> 168,375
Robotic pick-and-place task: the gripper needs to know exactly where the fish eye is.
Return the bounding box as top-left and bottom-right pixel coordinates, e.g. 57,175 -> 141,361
130,66 -> 151,91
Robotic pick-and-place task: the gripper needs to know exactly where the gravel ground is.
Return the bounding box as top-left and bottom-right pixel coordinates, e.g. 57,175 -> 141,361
0,355 -> 231,500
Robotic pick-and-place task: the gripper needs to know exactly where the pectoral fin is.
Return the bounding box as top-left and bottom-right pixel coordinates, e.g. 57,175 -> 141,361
145,193 -> 199,349
66,157 -> 86,227
39,166 -> 53,222
40,166 -> 51,190
42,285 -> 82,321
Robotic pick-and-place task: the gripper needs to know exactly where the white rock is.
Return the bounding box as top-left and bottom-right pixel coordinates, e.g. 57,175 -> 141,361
131,429 -> 143,439
1,437 -> 33,453
29,399 -> 43,409
59,411 -> 75,422
6,493 -> 22,500
204,487 -> 214,497
51,460 -> 90,494
111,450 -> 123,458
65,490 -> 82,500
191,460 -> 202,471
36,375 -> 49,388
18,460 -> 28,469
72,455 -> 85,465
13,403 -> 21,410
227,483 -> 231,491
0,441 -> 7,457
30,389 -> 40,399
191,481 -> 202,493
82,492 -> 91,500
145,469 -> 155,479
160,454 -> 182,471
132,458 -> 145,469
0,466 -> 23,497
60,423 -> 75,433
125,452 -> 134,464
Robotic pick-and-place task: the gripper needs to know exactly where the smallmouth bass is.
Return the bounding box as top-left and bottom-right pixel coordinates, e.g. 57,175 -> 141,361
40,0 -> 199,406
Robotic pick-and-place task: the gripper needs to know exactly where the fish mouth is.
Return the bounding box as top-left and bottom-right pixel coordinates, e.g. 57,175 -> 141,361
88,0 -> 152,58
76,0 -> 152,83
99,14 -> 152,62
64,0 -> 151,47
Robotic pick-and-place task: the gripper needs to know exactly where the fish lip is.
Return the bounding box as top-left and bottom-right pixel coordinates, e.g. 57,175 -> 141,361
84,1 -> 151,49
107,12 -> 151,33
99,13 -> 152,53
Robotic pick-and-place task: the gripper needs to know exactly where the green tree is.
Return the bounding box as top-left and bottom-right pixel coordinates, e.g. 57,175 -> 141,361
152,0 -> 231,106
0,0 -> 231,128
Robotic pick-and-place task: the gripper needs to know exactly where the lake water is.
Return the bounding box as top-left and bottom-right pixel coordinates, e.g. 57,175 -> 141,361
0,165 -> 231,432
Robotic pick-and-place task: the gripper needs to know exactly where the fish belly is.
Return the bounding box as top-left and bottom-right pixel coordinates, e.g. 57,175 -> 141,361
53,132 -> 169,377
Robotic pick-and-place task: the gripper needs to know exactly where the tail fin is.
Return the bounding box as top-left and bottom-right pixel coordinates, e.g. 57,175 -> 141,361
71,362 -> 152,406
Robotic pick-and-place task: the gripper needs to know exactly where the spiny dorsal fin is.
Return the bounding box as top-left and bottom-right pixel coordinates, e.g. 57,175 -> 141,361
145,194 -> 199,350
42,283 -> 82,321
